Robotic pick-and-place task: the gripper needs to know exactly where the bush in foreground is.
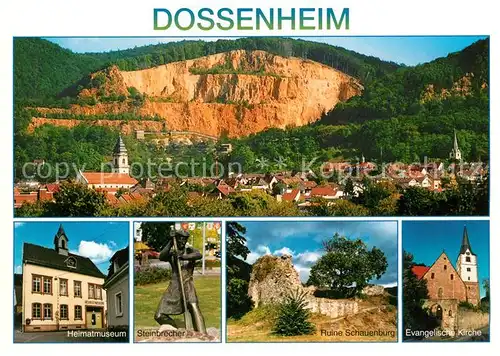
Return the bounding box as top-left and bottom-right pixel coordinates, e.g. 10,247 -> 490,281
272,290 -> 315,336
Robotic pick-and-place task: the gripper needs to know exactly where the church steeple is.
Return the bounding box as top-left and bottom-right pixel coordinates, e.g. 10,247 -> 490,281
459,225 -> 474,255
112,135 -> 130,174
456,224 -> 478,284
53,224 -> 69,256
449,129 -> 462,161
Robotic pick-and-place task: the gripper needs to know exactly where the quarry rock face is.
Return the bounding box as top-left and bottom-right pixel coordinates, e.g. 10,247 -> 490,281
248,254 -> 358,319
31,50 -> 362,138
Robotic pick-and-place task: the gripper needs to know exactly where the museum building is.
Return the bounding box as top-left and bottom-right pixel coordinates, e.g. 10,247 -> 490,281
21,225 -> 107,332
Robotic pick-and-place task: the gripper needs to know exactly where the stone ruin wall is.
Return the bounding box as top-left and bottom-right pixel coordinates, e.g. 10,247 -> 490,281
248,254 -> 358,319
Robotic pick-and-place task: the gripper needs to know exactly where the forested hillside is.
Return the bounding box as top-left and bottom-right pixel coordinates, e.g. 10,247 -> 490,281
227,38 -> 489,164
14,37 -> 400,101
13,37 -> 489,179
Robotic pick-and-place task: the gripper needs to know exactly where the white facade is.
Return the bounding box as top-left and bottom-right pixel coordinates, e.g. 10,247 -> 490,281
22,263 -> 106,332
456,249 -> 478,283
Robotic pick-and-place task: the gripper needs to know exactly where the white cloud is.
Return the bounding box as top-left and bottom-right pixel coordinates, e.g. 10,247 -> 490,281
14,222 -> 25,229
109,241 -> 117,248
273,246 -> 295,256
380,282 -> 398,288
71,241 -> 113,264
15,265 -> 22,274
246,244 -> 272,264
256,245 -> 271,255
296,251 -> 321,264
294,264 -> 312,283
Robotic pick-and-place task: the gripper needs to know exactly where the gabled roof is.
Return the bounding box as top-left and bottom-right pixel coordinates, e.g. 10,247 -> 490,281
23,243 -> 105,279
80,172 -> 138,185
282,189 -> 300,202
107,247 -> 129,279
411,265 -> 430,280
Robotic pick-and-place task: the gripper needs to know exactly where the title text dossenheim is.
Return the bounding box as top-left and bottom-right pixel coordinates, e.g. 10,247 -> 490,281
154,8 -> 349,31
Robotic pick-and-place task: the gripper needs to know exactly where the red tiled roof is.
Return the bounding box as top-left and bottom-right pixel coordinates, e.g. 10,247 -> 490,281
44,183 -> 60,193
282,189 -> 300,202
310,186 -> 337,197
411,265 -> 430,280
106,194 -> 120,206
301,181 -> 317,188
81,172 -> 138,185
217,185 -> 235,196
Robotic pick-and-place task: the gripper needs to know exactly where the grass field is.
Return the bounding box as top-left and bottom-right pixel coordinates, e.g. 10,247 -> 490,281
227,295 -> 397,342
134,275 -> 221,331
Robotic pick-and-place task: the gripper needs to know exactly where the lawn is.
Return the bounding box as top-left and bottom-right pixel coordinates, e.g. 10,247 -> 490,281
135,275 -> 221,331
227,295 -> 397,342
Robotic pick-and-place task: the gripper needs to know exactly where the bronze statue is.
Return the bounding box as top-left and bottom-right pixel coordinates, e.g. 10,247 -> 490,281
154,227 -> 207,333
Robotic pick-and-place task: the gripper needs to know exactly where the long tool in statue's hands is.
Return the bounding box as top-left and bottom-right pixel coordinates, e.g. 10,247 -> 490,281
171,227 -> 194,330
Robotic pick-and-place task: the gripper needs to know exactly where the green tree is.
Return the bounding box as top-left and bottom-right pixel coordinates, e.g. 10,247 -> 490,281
402,251 -> 438,340
140,222 -> 174,252
226,221 -> 253,319
307,233 -> 387,297
272,290 -> 315,336
45,181 -> 109,217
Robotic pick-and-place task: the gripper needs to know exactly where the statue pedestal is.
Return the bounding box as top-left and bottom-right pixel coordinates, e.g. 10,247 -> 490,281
135,326 -> 220,342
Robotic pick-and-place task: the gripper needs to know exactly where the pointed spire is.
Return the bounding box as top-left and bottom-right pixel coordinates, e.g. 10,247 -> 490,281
459,225 -> 474,255
454,129 -> 459,151
56,224 -> 67,238
113,135 -> 127,154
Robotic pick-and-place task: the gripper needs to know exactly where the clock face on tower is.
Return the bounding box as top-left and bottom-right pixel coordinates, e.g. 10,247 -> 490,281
466,252 -> 470,255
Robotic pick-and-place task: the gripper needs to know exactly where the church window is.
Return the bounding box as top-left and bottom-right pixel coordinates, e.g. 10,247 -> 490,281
468,277 -> 470,281
467,268 -> 471,272
449,310 -> 452,317
438,288 -> 443,298
444,265 -> 447,270
466,257 -> 471,262
122,158 -> 125,164
450,274 -> 454,280
61,239 -> 66,249
431,273 -> 435,279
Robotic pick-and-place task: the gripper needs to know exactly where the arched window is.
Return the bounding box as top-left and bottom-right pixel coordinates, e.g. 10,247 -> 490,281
449,310 -> 453,317
438,288 -> 444,298
61,239 -> 66,249
431,273 -> 435,279
444,265 -> 447,270
466,257 -> 471,262
122,158 -> 126,164
450,274 -> 454,280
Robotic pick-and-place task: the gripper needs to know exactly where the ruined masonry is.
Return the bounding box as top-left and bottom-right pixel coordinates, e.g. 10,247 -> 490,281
248,255 -> 358,319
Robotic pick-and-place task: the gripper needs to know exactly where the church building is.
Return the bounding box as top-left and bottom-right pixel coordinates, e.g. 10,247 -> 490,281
449,129 -> 462,161
411,226 -> 480,332
76,136 -> 138,190
21,225 -> 107,332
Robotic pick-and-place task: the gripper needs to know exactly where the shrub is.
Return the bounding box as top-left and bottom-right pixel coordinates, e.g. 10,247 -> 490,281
227,278 -> 253,319
134,266 -> 172,286
272,289 -> 315,336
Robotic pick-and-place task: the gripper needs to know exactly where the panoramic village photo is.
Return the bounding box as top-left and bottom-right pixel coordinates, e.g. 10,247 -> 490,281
13,36 -> 489,217
13,221 -> 130,343
226,221 -> 398,342
133,221 -> 221,342
402,220 -> 490,342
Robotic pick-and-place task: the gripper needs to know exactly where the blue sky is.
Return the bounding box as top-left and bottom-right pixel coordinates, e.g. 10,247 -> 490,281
14,222 -> 129,274
45,36 -> 487,66
235,220 -> 398,287
403,220 -> 490,297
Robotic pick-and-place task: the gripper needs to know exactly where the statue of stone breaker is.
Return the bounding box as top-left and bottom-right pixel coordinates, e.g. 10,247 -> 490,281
154,228 -> 207,333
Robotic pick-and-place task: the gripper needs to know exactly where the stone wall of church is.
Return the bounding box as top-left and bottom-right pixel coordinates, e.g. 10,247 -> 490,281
464,282 -> 480,306
457,308 -> 489,331
424,253 -> 467,302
